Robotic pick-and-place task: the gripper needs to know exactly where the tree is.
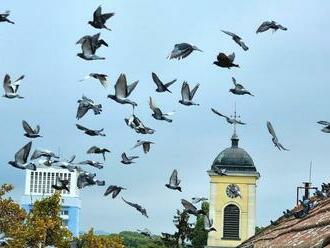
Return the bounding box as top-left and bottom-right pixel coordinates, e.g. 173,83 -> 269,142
119,231 -> 165,248
191,202 -> 209,248
79,228 -> 124,248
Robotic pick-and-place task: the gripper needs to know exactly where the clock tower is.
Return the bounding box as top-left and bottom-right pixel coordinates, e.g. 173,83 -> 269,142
206,131 -> 260,248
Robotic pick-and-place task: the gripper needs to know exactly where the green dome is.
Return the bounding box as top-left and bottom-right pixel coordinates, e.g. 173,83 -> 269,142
211,133 -> 257,173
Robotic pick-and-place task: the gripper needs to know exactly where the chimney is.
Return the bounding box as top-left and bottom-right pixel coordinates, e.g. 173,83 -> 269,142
302,182 -> 311,200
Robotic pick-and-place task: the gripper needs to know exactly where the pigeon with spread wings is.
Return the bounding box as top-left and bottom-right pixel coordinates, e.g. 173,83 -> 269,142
108,73 -> 139,107
76,124 -> 105,137
88,6 -> 115,31
221,30 -> 248,51
179,81 -> 200,106
211,108 -> 246,125
168,43 -> 202,60
122,197 -> 148,217
149,97 -> 174,122
22,120 -> 42,138
267,121 -> 289,151
8,141 -> 36,170
165,169 -> 182,192
3,74 -> 25,99
213,52 -> 239,69
256,21 -> 287,33
104,185 -> 126,198
230,77 -> 254,96
151,72 -> 177,93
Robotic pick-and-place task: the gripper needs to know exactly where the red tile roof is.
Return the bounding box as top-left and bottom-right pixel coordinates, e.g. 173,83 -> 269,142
238,197 -> 330,248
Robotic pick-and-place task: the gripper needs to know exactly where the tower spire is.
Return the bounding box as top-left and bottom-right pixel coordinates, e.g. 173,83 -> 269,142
231,102 -> 239,148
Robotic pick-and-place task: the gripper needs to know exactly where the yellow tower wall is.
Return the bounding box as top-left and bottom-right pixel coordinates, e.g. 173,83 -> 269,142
207,174 -> 258,248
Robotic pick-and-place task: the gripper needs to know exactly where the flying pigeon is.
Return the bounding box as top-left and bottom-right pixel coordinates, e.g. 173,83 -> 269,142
125,114 -> 155,135
204,216 -> 216,232
0,11 -> 14,24
76,33 -> 106,60
137,228 -> 152,238
76,124 -> 105,136
77,171 -> 105,189
317,121 -> 330,133
104,185 -> 126,198
54,155 -> 77,172
179,81 -> 200,106
181,199 -> 205,216
78,160 -> 104,169
229,77 -> 254,96
88,6 -> 115,31
266,121 -> 289,151
221,30 -> 248,51
76,96 -> 102,120
107,73 -> 139,107
87,146 -> 110,161
121,153 -> 139,165
131,140 -> 154,154
8,141 -> 36,170
168,43 -> 202,60
3,74 -> 25,99
256,21 -> 287,33
122,197 -> 148,218
213,52 -> 239,69
191,197 -> 208,204
149,97 -> 174,122
211,108 -> 246,125
0,233 -> 13,246
31,149 -> 59,160
22,120 -> 42,138
151,72 -> 177,93
52,176 -> 70,192
165,169 -> 182,192
79,73 -> 109,88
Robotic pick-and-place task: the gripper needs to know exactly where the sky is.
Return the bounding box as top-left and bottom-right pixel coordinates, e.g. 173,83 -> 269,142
1,0 -> 330,235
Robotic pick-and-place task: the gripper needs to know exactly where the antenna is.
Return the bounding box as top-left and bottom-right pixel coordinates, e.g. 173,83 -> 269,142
309,161 -> 312,184
230,102 -> 241,135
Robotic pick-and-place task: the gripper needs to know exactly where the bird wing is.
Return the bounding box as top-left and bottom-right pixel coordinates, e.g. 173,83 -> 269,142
76,124 -> 89,131
3,74 -> 14,94
168,43 -> 191,59
111,188 -> 121,198
126,80 -> 139,97
93,5 -> 102,21
22,120 -> 34,134
228,52 -> 235,62
104,185 -> 116,196
87,146 -> 98,154
76,35 -> 89,44
211,108 -> 228,119
221,30 -> 240,39
132,140 -> 143,149
121,153 -> 129,161
164,79 -> 177,88
189,83 -> 200,100
277,24 -> 287,31
267,121 -> 278,140
181,82 -> 190,101
256,21 -> 272,33
216,53 -> 230,63
238,40 -> 249,51
115,73 -> 128,98
152,72 -> 164,89
15,141 -> 32,164
181,199 -> 197,211
232,77 -> 238,86
67,155 -> 76,163
76,102 -> 89,120
149,97 -> 157,112
101,12 -> 115,22
122,197 -> 139,209
318,121 -> 330,126
81,38 -> 94,55
169,169 -> 179,185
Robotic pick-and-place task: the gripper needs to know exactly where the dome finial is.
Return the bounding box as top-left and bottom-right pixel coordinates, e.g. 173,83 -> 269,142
231,102 -> 239,148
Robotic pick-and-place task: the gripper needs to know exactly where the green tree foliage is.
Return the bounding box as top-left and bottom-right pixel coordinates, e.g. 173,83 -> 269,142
119,231 -> 165,248
78,228 -> 124,248
191,202 -> 209,248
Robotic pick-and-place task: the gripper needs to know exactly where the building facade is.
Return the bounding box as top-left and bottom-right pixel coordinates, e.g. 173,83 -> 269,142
207,132 -> 260,248
21,167 -> 81,236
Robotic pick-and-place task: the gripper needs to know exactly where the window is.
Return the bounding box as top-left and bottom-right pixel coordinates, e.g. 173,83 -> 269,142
223,204 -> 240,240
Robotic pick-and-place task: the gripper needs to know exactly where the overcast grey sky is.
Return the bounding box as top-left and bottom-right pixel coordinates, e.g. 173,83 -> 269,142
1,0 -> 330,235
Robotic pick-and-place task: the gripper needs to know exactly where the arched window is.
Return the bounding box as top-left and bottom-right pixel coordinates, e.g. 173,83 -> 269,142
223,204 -> 240,240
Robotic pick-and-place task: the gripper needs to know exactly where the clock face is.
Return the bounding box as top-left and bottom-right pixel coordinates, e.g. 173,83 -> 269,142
226,184 -> 240,198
